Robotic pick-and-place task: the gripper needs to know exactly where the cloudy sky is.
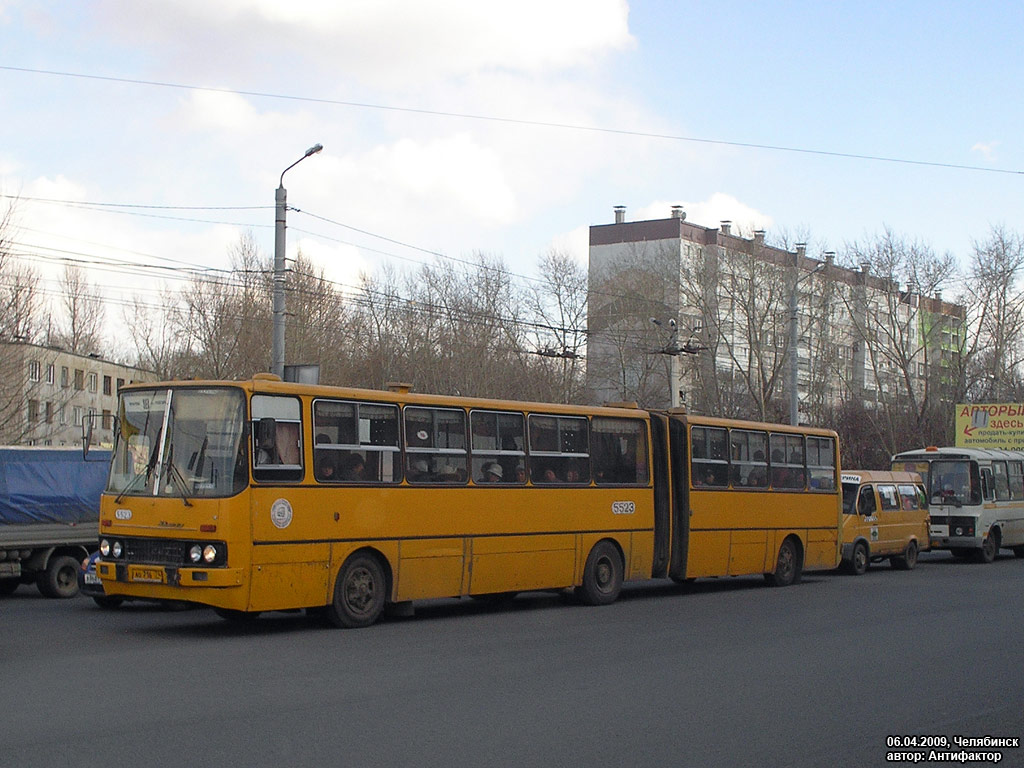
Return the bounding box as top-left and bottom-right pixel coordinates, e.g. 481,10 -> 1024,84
1,0 -> 1021,332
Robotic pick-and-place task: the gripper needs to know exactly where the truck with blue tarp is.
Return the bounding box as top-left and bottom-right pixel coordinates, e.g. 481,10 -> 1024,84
0,447 -> 110,598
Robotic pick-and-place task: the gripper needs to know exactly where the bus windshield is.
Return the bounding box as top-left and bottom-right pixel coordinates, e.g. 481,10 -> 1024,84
107,387 -> 247,498
927,459 -> 981,506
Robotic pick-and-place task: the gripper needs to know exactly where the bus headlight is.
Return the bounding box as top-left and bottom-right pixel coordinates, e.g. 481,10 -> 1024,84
202,545 -> 218,564
112,541 -> 123,558
190,545 -> 203,563
100,539 -> 110,557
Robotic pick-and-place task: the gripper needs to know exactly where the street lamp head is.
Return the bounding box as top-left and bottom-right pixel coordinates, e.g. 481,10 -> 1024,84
305,143 -> 324,157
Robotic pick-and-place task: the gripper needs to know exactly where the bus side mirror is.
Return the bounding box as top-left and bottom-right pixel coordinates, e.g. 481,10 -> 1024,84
82,418 -> 94,457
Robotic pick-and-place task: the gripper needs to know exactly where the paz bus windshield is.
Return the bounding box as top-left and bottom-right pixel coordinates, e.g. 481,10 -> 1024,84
926,459 -> 981,506
107,387 -> 248,498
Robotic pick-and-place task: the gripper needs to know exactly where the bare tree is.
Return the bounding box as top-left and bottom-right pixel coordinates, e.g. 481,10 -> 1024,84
52,264 -> 106,355
835,228 -> 958,457
525,249 -> 588,403
961,225 -> 1024,402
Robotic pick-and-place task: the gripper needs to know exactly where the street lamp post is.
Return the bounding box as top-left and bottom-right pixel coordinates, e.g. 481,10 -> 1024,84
272,143 -> 323,379
788,247 -> 824,425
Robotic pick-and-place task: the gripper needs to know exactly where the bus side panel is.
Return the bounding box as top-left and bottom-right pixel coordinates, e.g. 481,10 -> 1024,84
728,530 -> 767,576
650,414 -> 671,578
249,543 -> 330,612
395,538 -> 466,601
804,527 -> 839,570
469,534 -> 576,594
667,416 -> 690,580
686,531 -> 730,578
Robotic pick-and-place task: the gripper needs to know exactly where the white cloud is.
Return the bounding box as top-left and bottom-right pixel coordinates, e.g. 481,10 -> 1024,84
634,194 -> 775,236
970,140 -> 999,160
546,224 -> 589,265
97,0 -> 634,87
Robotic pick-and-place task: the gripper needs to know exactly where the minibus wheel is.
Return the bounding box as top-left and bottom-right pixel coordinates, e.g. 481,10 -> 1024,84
850,542 -> 869,576
577,541 -> 623,606
329,552 -> 387,628
892,540 -> 918,571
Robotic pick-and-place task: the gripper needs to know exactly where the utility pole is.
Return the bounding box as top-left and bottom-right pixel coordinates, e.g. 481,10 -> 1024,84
788,245 -> 824,425
272,143 -> 323,379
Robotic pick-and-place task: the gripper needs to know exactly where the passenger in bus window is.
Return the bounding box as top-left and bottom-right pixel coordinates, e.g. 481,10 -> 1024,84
315,452 -> 336,480
770,449 -> 789,486
747,451 -> 768,487
481,462 -> 502,482
341,453 -> 365,481
515,465 -> 527,483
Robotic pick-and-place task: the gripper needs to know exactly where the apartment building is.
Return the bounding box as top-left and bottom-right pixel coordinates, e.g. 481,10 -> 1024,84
0,342 -> 156,446
586,206 -> 966,421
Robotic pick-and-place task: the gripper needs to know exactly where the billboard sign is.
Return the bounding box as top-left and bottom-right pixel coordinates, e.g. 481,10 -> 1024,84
955,403 -> 1024,450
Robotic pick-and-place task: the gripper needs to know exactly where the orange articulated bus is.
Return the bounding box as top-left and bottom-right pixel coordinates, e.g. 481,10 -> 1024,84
94,376 -> 841,628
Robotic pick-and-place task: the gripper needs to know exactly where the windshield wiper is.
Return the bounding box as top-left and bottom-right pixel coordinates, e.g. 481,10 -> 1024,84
115,430 -> 162,504
164,447 -> 194,507
115,467 -> 150,504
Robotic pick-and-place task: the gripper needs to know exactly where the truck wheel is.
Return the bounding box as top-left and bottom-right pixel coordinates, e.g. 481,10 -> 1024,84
38,555 -> 81,599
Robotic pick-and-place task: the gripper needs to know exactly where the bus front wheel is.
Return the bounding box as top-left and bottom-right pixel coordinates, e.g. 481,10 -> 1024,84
577,541 -> 623,606
976,530 -> 999,564
328,553 -> 387,628
764,538 -> 801,587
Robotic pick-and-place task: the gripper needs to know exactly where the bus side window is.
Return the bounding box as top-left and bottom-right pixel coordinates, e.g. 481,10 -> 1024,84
858,486 -> 876,516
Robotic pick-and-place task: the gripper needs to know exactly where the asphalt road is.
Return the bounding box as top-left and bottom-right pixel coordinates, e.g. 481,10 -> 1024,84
3,551 -> 1023,768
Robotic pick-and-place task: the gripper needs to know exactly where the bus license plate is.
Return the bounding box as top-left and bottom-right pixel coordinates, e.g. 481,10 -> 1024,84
129,566 -> 166,584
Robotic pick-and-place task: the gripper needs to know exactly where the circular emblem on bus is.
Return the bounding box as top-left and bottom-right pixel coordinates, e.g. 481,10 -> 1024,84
417,430 -> 428,441
115,508 -> 132,520
270,499 -> 293,529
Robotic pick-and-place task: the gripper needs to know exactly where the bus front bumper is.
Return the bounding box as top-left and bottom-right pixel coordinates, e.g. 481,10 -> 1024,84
97,561 -> 243,588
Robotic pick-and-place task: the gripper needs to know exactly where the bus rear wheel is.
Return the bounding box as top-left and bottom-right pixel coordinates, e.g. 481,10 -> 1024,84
328,553 -> 387,628
577,541 -> 623,606
892,540 -> 918,571
764,538 -> 801,587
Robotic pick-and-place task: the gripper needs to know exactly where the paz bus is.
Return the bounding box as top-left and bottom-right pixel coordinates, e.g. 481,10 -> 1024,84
892,446 -> 1024,562
94,375 -> 842,627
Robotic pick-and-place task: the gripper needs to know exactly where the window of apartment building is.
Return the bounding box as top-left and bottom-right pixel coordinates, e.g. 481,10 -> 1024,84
116,378 -> 124,391
28,360 -> 41,382
74,369 -> 84,391
88,407 -> 97,424
61,366 -> 69,388
45,401 -> 54,424
46,364 -> 55,385
103,375 -> 112,396
28,399 -> 40,423
59,405 -> 67,425
102,409 -> 112,430
88,372 -> 98,393
73,406 -> 83,426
